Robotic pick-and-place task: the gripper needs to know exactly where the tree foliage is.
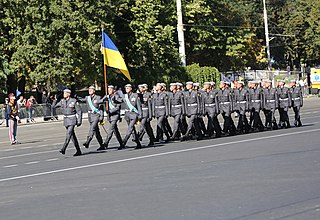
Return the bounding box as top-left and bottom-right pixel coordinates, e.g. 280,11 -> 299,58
1,0 -> 320,94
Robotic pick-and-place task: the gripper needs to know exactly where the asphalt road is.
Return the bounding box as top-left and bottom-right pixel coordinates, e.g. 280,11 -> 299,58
1,97 -> 320,220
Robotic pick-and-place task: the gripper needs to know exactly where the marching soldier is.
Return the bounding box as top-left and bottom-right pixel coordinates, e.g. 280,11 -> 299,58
100,85 -> 124,150
76,86 -> 104,150
248,81 -> 264,132
262,80 -> 278,129
138,84 -> 156,146
194,83 -> 207,136
168,83 -> 185,140
277,80 -> 291,128
289,80 -> 303,127
122,84 -> 142,149
153,83 -> 170,143
202,82 -> 221,137
177,82 -> 187,135
53,89 -> 82,156
217,81 -> 236,136
161,83 -> 173,138
181,81 -> 202,141
233,81 -> 250,134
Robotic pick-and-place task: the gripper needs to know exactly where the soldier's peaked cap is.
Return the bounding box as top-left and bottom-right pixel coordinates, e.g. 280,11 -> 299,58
89,85 -> 95,90
225,81 -> 231,85
170,83 -> 177,86
204,82 -> 211,85
108,85 -> 114,89
238,81 -> 244,84
125,84 -> 132,88
176,82 -> 183,86
186,81 -> 193,85
194,83 -> 200,87
290,80 -> 296,83
64,89 -> 71,94
264,79 -> 271,83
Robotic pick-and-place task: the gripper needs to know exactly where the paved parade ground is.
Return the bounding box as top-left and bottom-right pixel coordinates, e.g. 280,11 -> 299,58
0,97 -> 320,220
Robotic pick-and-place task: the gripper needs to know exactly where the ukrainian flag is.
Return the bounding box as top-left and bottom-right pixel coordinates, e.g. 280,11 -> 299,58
102,30 -> 131,81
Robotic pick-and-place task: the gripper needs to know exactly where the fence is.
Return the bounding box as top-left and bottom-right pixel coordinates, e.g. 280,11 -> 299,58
0,103 -> 89,120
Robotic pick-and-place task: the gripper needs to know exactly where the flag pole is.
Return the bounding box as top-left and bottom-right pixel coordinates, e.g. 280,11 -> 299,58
103,64 -> 109,111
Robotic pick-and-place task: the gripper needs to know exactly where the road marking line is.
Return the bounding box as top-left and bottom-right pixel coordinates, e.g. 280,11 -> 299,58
46,158 -> 59,162
3,164 -> 18,168
21,147 -> 33,149
3,149 -> 14,152
0,127 -> 319,183
25,161 -> 40,165
0,150 -> 57,160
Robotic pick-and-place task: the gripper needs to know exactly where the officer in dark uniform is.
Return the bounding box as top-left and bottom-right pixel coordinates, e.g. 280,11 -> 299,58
262,80 -> 279,129
248,81 -> 264,131
233,81 -> 250,133
217,81 -> 236,136
161,83 -> 173,138
277,80 -> 291,128
289,80 -> 303,127
168,83 -> 185,140
194,83 -> 207,136
122,84 -> 142,149
202,82 -> 221,137
53,89 -> 82,156
181,81 -> 202,141
99,85 -> 124,150
177,82 -> 187,135
152,83 -> 170,143
76,86 -> 104,150
138,84 -> 155,146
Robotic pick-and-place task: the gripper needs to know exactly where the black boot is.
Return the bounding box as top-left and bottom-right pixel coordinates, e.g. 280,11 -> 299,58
59,149 -> 66,155
83,136 -> 92,149
97,145 -> 106,151
73,151 -> 82,156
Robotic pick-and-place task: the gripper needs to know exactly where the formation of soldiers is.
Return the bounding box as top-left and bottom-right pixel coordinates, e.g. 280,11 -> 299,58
53,79 -> 303,156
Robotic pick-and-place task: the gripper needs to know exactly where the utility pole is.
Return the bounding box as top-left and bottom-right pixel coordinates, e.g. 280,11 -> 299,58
176,0 -> 186,66
263,0 -> 271,71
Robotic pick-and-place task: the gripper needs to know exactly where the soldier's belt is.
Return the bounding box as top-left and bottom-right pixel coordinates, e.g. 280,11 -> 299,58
142,107 -> 149,110
293,97 -> 300,100
88,110 -> 99,114
220,102 -> 230,104
236,101 -> 247,104
279,98 -> 289,100
172,105 -> 182,108
267,100 -> 276,102
187,103 -> 198,106
64,114 -> 76,118
251,100 -> 261,102
155,106 -> 166,109
205,103 -> 216,106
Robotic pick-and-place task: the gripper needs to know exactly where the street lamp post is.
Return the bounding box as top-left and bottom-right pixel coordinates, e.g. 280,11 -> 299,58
176,0 -> 186,66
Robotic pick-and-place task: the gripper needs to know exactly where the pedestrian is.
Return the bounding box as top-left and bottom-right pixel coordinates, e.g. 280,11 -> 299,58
26,95 -> 37,123
262,80 -> 278,130
181,81 -> 203,141
289,80 -> 303,127
233,81 -> 250,134
277,80 -> 291,128
101,85 -> 124,150
3,98 -> 10,127
16,95 -> 25,122
202,82 -> 222,137
138,84 -> 155,146
53,89 -> 82,156
152,83 -> 170,143
76,86 -> 105,150
168,83 -> 185,140
122,84 -> 142,149
7,93 -> 20,144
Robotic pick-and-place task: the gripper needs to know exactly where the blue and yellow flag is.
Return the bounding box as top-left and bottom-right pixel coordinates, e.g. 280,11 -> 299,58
102,31 -> 131,81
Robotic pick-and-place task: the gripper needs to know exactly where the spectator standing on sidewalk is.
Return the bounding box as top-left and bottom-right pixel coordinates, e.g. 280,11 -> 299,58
17,95 -> 26,122
2,98 -> 10,127
26,96 -> 37,123
7,93 -> 20,144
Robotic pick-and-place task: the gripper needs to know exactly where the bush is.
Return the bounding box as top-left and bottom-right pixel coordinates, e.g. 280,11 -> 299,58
185,64 -> 220,86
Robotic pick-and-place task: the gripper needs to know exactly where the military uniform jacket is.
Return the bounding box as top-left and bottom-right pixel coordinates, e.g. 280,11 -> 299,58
248,88 -> 263,111
183,90 -> 200,116
107,93 -> 122,121
233,88 -> 249,113
78,95 -> 104,123
123,92 -> 142,119
168,91 -> 185,116
217,88 -> 233,114
277,87 -> 291,108
263,88 -> 278,110
139,92 -> 153,119
290,86 -> 303,107
54,98 -> 82,127
152,91 -> 169,117
201,90 -> 219,116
